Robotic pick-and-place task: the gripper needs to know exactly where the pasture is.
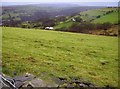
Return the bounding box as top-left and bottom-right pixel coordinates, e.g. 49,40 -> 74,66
2,27 -> 118,87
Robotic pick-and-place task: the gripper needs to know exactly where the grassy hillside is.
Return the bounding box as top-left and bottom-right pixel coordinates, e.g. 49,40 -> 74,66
54,22 -> 73,31
2,27 -> 118,87
92,12 -> 118,24
54,7 -> 118,31
80,7 -> 118,23
80,9 -> 105,21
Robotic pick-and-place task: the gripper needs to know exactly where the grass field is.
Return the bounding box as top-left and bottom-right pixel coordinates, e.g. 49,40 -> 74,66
2,27 -> 118,87
80,8 -> 118,23
92,12 -> 118,24
80,9 -> 105,21
54,22 -> 73,30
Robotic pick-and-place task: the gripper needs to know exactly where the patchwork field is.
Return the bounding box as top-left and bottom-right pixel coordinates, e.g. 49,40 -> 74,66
2,27 -> 118,87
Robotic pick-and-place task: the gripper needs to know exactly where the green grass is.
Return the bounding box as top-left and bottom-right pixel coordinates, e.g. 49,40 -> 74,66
54,21 -> 73,30
98,8 -> 118,11
80,9 -> 105,21
80,8 -> 118,23
55,7 -> 118,30
92,12 -> 118,24
2,27 -> 118,87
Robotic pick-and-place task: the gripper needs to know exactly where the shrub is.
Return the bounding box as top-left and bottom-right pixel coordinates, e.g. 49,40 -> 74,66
95,22 -> 112,30
69,22 -> 96,33
102,22 -> 112,30
96,15 -> 101,18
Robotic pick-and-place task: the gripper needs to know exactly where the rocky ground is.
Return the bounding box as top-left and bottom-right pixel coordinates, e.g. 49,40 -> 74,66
0,73 -> 116,89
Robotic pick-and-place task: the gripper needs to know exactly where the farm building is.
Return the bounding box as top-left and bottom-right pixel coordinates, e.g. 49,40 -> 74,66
45,27 -> 54,30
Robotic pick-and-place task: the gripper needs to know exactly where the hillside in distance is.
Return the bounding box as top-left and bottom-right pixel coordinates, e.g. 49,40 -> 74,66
54,7 -> 118,36
55,7 -> 118,28
1,3 -> 103,22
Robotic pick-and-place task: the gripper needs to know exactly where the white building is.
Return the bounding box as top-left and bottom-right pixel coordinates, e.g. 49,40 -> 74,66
72,18 -> 76,22
45,27 -> 54,30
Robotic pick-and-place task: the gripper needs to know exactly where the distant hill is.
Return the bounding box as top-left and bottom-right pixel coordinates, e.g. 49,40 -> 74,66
58,7 -> 118,24
1,4 -> 102,22
54,7 -> 118,36
92,11 -> 118,24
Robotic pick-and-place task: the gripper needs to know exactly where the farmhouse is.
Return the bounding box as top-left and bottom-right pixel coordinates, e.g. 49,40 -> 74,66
72,18 -> 76,22
45,27 -> 54,30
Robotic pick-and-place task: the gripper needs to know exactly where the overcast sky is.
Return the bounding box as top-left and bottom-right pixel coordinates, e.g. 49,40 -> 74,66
1,0 -> 119,2
1,0 -> 119,6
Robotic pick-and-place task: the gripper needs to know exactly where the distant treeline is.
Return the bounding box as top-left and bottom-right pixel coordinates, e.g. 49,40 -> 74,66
2,16 -> 68,29
2,18 -> 118,36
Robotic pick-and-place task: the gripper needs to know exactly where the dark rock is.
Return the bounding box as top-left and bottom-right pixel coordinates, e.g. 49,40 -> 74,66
58,77 -> 67,81
101,62 -> 106,65
100,60 -> 109,65
74,80 -> 81,84
13,73 -> 35,82
13,73 -> 35,88
83,82 -> 92,86
1,73 -> 97,88
22,78 -> 47,87
13,72 -> 17,76
105,85 -> 115,89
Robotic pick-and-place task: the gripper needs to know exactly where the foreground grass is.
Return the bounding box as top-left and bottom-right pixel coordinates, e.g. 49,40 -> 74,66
2,27 -> 118,87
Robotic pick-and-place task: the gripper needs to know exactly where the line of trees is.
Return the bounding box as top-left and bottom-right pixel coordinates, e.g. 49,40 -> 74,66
55,22 -> 114,35
55,22 -> 113,33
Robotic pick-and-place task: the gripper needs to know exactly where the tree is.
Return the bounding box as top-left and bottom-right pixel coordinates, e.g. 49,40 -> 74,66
102,22 -> 112,30
96,15 -> 101,18
74,17 -> 82,22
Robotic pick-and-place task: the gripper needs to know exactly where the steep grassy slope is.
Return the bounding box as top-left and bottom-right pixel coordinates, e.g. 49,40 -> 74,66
2,27 -> 118,87
80,7 -> 118,22
92,12 -> 118,24
80,9 -> 105,21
